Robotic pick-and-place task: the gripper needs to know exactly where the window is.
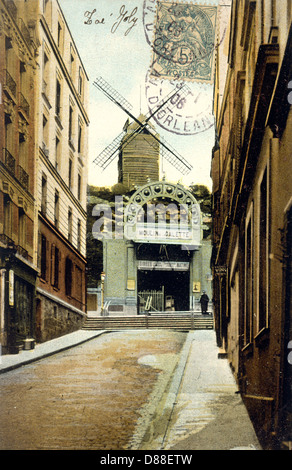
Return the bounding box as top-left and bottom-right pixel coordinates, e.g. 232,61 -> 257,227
18,208 -> 26,248
77,219 -> 81,251
19,131 -> 27,167
68,158 -> 73,190
4,195 -> 12,238
55,78 -> 61,117
54,190 -> 59,228
41,234 -> 47,280
57,22 -> 62,48
42,114 -> 48,148
19,60 -> 28,102
78,123 -> 82,153
65,257 -> 73,296
78,68 -> 83,97
55,136 -> 60,170
69,105 -> 73,142
259,168 -> 269,331
68,208 -> 73,243
51,245 -> 60,288
70,44 -> 75,78
75,265 -> 83,303
77,173 -> 82,201
41,175 -> 47,215
43,49 -> 50,98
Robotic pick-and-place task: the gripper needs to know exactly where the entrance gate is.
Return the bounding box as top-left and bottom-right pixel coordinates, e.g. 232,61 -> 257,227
138,288 -> 164,314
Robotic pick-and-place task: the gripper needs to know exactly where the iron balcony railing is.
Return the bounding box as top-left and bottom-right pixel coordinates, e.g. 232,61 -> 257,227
19,92 -> 30,118
4,69 -> 17,98
3,148 -> 16,176
18,165 -> 29,191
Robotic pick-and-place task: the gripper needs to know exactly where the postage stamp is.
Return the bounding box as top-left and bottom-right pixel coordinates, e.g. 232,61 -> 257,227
149,1 -> 218,83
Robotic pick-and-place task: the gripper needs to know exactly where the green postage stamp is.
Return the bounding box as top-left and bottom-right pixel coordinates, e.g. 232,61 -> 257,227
150,2 -> 218,83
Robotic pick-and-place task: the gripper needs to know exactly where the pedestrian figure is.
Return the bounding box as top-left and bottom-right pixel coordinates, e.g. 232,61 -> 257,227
200,291 -> 209,314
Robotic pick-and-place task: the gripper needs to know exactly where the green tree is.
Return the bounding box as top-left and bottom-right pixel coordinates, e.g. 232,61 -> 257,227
86,184 -> 133,287
189,184 -> 212,239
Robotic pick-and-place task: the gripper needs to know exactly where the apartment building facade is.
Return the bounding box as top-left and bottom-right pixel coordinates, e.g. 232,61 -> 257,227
0,0 -> 39,353
212,0 -> 292,449
0,0 -> 89,351
36,0 -> 89,342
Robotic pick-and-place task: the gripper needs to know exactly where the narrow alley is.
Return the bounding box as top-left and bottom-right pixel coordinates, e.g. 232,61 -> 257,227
0,329 -> 261,451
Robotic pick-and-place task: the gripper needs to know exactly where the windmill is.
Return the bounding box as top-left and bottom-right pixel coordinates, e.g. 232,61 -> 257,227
93,77 -> 193,178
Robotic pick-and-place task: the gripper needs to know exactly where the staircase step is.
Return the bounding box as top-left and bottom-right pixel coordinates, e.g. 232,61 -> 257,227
83,314 -> 213,331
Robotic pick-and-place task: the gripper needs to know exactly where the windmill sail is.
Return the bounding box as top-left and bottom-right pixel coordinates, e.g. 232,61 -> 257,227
93,77 -> 133,114
93,77 -> 193,174
93,131 -> 126,169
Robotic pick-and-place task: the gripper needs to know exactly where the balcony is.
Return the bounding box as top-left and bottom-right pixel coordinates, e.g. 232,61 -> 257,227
0,233 -> 15,250
18,165 -> 29,191
4,69 -> 17,101
19,92 -> 30,119
3,148 -> 16,176
0,234 -> 31,262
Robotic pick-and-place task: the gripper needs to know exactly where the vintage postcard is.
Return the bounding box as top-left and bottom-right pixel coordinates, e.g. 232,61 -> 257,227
0,0 -> 291,453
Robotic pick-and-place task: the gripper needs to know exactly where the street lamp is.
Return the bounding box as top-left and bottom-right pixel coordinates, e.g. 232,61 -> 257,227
101,272 -> 105,315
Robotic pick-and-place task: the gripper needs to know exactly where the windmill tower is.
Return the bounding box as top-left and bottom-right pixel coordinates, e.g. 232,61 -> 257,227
118,115 -> 160,188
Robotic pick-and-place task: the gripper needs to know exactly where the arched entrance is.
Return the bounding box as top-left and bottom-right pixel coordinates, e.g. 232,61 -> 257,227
126,181 -> 201,313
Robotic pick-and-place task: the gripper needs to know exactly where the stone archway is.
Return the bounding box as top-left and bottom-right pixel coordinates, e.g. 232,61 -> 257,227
125,180 -> 199,222
124,181 -> 201,247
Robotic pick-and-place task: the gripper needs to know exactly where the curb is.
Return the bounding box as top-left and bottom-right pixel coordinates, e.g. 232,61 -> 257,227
137,331 -> 195,450
0,330 -> 108,374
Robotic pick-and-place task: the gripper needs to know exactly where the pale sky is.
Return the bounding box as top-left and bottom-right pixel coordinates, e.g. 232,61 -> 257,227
59,0 -> 225,191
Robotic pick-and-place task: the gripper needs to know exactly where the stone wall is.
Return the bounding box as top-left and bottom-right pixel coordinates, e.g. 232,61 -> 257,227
36,293 -> 86,343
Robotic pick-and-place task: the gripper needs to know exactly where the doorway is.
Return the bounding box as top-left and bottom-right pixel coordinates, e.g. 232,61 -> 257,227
137,269 -> 190,312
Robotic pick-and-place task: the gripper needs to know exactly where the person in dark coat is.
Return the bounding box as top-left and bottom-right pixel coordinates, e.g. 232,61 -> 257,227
200,291 -> 209,314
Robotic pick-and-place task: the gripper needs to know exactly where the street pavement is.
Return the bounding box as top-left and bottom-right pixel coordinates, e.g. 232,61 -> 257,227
0,328 -> 261,450
140,330 -> 262,450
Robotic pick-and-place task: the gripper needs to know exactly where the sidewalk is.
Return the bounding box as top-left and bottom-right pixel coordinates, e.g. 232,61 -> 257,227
0,328 -> 262,450
0,330 -> 107,374
141,330 -> 262,451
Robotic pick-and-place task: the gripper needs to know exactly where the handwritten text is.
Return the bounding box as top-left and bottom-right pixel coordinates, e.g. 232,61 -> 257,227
84,6 -> 138,36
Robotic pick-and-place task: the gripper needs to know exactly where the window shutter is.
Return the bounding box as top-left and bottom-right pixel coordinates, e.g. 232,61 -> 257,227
45,239 -> 50,282
51,243 -> 55,286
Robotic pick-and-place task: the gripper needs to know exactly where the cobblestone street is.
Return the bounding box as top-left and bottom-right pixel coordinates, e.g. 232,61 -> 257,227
0,330 -> 186,450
